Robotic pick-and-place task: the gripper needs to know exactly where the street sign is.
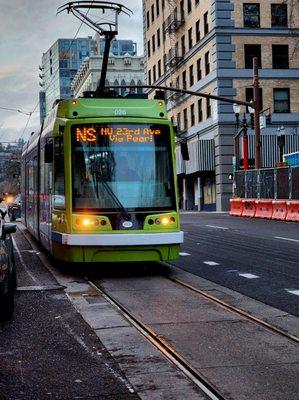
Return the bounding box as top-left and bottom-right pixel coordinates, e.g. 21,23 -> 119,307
260,115 -> 266,129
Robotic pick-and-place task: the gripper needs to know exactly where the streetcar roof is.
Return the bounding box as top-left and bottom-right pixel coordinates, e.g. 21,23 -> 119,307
55,98 -> 168,120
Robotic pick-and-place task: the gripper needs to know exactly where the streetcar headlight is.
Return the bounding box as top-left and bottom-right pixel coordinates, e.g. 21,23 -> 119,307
161,217 -> 170,226
82,218 -> 90,226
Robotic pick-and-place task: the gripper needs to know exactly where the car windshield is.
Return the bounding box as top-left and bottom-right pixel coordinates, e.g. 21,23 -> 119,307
71,123 -> 175,212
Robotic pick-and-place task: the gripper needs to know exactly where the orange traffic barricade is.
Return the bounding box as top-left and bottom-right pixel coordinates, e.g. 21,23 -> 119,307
255,199 -> 273,219
286,201 -> 299,222
242,199 -> 256,218
230,198 -> 243,216
272,200 -> 287,221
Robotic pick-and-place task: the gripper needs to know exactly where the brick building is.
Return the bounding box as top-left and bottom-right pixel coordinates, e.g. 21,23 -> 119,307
143,0 -> 299,211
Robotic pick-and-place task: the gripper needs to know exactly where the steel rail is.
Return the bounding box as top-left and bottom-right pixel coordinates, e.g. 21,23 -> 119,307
88,279 -> 226,400
160,265 -> 299,344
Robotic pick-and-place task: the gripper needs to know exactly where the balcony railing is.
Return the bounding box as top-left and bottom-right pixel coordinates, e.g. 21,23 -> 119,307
165,48 -> 183,68
164,10 -> 184,33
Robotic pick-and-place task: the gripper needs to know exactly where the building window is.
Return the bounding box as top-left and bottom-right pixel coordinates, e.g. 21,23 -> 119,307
196,20 -> 200,42
180,0 -> 184,20
157,28 -> 161,47
204,12 -> 209,35
190,104 -> 195,126
198,99 -> 203,122
272,45 -> 289,69
243,4 -> 260,28
153,65 -> 157,82
244,44 -> 261,68
187,0 -> 192,13
195,0 -> 199,5
162,22 -> 166,42
147,11 -> 150,29
151,4 -> 154,22
158,59 -> 162,77
188,28 -> 193,50
197,58 -> 202,81
246,88 -> 263,111
152,35 -> 156,53
148,70 -> 151,85
177,112 -> 181,130
274,88 -> 290,113
206,97 -> 211,118
147,40 -> 151,58
181,35 -> 186,55
205,51 -> 210,75
189,65 -> 194,86
183,108 -> 188,129
162,0 -> 165,10
182,70 -> 187,89
156,0 -> 160,16
271,4 -> 288,28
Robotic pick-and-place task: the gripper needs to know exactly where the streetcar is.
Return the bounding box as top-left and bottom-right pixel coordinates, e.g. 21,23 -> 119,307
21,95 -> 183,262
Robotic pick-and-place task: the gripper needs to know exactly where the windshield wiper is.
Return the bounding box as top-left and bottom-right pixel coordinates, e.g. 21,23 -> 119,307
93,173 -> 131,221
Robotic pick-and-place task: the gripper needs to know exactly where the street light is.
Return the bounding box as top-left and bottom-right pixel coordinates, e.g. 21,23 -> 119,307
233,103 -> 241,128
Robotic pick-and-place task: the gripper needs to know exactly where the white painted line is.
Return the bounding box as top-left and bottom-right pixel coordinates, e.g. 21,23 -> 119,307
275,236 -> 299,243
238,273 -> 259,279
206,225 -> 228,230
12,236 -> 39,284
203,261 -> 219,266
227,270 -> 239,273
179,252 -> 191,256
286,290 -> 299,296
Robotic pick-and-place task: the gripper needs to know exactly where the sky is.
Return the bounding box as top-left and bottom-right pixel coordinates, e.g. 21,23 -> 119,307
0,0 -> 143,144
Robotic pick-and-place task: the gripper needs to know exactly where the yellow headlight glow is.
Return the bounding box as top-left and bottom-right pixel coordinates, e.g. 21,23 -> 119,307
161,217 -> 170,226
82,218 -> 91,226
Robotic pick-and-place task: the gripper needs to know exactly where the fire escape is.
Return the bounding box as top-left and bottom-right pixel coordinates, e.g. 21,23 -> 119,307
164,2 -> 185,106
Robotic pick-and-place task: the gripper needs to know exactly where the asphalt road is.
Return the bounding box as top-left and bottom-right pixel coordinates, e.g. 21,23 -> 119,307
173,212 -> 299,317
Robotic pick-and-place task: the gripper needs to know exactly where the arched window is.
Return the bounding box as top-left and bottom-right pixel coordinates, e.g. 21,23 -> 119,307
105,79 -> 110,88
121,79 -> 126,96
137,80 -> 143,94
130,79 -> 136,93
114,79 -> 119,95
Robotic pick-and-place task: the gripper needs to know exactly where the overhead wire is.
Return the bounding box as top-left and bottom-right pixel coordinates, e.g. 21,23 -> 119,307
18,0 -> 95,141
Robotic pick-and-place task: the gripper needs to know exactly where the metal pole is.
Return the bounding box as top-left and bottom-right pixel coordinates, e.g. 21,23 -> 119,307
95,32 -> 115,97
253,57 -> 261,170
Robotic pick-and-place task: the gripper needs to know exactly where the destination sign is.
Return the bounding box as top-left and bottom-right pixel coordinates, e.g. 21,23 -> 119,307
75,126 -> 162,143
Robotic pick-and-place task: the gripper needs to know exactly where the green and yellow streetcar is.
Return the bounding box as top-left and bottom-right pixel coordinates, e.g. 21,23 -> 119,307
21,95 -> 183,262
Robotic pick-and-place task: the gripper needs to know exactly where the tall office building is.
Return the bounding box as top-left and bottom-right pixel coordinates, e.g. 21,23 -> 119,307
39,37 -> 95,120
143,0 -> 299,211
94,33 -> 137,56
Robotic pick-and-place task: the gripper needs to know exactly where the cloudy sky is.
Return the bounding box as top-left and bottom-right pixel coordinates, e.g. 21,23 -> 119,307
0,0 -> 143,144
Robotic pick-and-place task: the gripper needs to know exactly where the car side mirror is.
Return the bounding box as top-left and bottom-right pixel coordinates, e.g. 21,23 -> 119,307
1,223 -> 16,239
45,141 -> 53,163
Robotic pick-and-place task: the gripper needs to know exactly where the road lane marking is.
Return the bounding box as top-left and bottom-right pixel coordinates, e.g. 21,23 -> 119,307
179,252 -> 191,256
238,273 -> 259,279
203,261 -> 219,266
286,290 -> 299,296
205,225 -> 228,230
12,236 -> 39,284
275,236 -> 299,243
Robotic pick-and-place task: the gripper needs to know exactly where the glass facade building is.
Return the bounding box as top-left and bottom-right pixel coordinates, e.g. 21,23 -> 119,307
39,37 -> 95,120
96,37 -> 137,56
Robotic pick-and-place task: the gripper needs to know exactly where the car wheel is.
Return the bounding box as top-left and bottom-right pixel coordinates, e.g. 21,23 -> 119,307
0,281 -> 14,321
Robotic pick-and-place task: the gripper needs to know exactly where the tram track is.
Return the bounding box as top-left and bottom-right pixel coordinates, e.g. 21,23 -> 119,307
88,279 -> 226,400
159,265 -> 299,344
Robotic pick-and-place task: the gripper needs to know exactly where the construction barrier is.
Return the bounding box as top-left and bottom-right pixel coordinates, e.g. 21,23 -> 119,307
272,200 -> 287,221
254,200 -> 273,219
229,198 -> 243,216
286,201 -> 299,222
242,199 -> 256,218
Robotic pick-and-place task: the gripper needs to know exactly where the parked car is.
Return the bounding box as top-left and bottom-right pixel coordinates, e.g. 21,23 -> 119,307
0,210 -> 17,321
7,194 -> 21,221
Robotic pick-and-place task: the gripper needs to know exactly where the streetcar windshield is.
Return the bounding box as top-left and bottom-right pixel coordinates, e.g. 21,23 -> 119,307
71,123 -> 175,212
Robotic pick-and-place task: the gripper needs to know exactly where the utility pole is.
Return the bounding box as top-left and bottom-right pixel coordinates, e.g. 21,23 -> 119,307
253,57 -> 261,170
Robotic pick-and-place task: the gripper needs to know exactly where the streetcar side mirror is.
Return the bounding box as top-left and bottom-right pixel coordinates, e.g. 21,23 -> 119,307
44,142 -> 53,163
180,141 -> 189,161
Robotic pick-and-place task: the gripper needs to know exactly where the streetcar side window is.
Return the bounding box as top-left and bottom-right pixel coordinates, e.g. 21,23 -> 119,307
54,137 -> 65,209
